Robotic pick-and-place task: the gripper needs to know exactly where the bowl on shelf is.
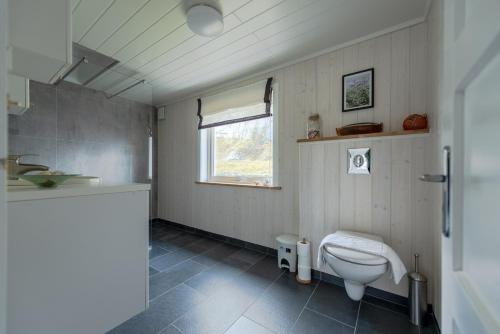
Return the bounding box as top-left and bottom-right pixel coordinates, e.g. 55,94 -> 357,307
18,174 -> 80,188
336,122 -> 383,136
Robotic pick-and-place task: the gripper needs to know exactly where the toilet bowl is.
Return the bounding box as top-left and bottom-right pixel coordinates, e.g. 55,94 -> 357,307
322,232 -> 388,301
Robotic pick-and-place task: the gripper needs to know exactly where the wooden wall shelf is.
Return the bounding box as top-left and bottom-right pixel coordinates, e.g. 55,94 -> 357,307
297,129 -> 430,143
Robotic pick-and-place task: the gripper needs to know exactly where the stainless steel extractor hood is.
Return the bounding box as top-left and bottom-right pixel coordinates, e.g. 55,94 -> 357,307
53,43 -> 119,86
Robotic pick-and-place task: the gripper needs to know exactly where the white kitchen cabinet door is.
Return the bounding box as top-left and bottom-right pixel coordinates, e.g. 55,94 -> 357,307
8,0 -> 72,83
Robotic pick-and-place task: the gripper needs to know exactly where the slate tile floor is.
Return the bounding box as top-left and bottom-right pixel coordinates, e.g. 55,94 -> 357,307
107,223 -> 439,334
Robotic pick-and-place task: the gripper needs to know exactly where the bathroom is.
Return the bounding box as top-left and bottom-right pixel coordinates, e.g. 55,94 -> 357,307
1,0 -> 499,334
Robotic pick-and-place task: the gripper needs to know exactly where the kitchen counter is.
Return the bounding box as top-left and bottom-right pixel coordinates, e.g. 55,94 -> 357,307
7,182 -> 150,202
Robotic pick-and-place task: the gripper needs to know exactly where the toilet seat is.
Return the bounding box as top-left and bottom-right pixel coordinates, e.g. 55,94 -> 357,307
324,231 -> 387,266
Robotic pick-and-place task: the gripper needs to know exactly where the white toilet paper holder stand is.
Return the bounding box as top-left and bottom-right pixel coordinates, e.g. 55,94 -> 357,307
296,238 -> 312,285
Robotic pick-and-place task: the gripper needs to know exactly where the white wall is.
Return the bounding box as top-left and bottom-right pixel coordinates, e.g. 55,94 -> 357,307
158,22 -> 434,297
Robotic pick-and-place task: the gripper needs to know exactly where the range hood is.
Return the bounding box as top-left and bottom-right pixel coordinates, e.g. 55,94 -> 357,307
53,43 -> 119,87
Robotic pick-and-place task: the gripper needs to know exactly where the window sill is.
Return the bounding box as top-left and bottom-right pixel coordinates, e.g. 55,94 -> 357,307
195,181 -> 281,190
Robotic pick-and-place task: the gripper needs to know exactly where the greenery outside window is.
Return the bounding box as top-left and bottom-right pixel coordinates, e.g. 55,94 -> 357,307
198,79 -> 278,187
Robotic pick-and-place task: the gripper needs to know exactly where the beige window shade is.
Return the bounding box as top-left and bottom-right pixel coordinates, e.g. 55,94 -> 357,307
197,77 -> 273,129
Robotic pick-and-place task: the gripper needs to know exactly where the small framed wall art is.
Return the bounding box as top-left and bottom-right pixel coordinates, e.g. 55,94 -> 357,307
342,68 -> 374,112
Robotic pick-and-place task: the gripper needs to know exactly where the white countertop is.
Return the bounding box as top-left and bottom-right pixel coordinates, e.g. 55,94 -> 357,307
7,183 -> 151,202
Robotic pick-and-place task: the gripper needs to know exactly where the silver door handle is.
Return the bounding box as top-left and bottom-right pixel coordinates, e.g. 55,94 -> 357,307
419,146 -> 451,238
419,174 -> 446,183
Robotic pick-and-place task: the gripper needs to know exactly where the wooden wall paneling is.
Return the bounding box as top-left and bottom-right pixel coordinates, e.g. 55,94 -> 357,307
411,137 -> 433,299
389,138 -> 413,294
354,140 -> 372,232
185,102 -> 196,226
316,54 -> 332,136
329,50 -> 343,134
357,39 -> 375,123
409,23 -> 428,115
323,142 -> 340,235
339,141 -> 355,231
341,45 -> 359,126
299,144 -> 313,242
310,143 -> 325,257
390,28 -> 410,131
373,34 -> 392,131
320,142 -> 340,272
370,140 -> 392,241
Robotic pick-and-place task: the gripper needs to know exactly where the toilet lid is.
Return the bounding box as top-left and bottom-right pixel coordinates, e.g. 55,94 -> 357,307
324,231 -> 387,265
325,246 -> 388,265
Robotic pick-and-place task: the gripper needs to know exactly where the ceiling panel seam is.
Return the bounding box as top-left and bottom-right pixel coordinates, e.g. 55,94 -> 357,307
92,0 -> 153,51
109,1 -> 184,57
77,0 -> 116,43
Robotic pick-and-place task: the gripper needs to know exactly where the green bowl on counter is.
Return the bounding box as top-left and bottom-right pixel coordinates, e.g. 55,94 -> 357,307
18,174 -> 80,188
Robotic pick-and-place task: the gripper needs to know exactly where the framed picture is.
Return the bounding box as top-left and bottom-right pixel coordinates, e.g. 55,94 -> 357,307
342,68 -> 374,112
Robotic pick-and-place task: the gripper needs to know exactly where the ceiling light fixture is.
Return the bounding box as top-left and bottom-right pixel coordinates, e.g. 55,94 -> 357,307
186,4 -> 224,37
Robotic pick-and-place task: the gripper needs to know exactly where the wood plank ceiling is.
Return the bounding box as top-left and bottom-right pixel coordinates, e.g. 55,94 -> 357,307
71,0 -> 429,105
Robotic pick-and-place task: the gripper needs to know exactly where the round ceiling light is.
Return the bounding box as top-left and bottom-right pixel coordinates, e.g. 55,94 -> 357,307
186,5 -> 224,37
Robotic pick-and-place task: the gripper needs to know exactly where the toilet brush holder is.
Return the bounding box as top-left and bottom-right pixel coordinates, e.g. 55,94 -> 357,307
408,253 -> 428,326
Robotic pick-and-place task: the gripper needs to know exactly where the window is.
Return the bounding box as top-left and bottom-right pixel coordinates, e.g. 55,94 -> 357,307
198,78 -> 277,187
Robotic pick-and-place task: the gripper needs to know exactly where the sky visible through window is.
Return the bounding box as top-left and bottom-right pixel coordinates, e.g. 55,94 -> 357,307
213,116 -> 272,182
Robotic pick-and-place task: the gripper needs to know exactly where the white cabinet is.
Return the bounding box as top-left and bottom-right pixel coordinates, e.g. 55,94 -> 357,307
7,185 -> 150,334
7,74 -> 30,115
8,0 -> 72,83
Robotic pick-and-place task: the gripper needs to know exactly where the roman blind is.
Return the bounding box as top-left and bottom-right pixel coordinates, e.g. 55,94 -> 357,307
197,77 -> 273,129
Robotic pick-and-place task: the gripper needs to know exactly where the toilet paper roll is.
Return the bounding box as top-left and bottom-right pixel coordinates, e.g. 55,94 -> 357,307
297,239 -> 311,267
297,265 -> 312,282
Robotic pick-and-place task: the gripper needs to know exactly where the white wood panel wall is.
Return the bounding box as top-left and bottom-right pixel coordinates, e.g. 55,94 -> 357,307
158,23 -> 433,298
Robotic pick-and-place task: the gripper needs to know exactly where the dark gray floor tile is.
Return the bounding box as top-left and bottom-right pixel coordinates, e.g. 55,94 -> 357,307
184,257 -> 252,296
362,294 -> 408,315
149,245 -> 170,259
158,325 -> 183,334
150,248 -> 197,272
290,309 -> 354,334
356,302 -> 420,334
190,237 -> 223,252
152,229 -> 168,240
181,240 -> 214,255
173,284 -> 255,334
227,256 -> 284,298
150,260 -> 207,300
157,229 -> 186,241
306,281 -> 359,326
151,239 -> 182,252
244,274 -> 318,334
191,243 -> 241,267
107,284 -> 206,334
225,316 -> 274,334
149,266 -> 159,277
165,232 -> 204,247
227,248 -> 266,266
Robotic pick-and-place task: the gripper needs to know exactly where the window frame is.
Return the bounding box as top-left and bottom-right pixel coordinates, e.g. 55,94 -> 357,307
198,83 -> 279,187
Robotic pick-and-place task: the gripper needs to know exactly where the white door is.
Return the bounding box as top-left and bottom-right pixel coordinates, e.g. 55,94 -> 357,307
439,0 -> 500,333
0,0 -> 8,333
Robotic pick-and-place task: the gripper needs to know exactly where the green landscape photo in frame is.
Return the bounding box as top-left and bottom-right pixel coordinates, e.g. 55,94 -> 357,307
342,68 -> 374,112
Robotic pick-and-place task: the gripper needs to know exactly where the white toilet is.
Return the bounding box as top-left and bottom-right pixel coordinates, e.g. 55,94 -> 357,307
322,231 -> 388,301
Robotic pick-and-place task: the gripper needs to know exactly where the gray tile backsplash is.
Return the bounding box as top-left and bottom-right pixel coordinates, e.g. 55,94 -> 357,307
8,80 -> 157,215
